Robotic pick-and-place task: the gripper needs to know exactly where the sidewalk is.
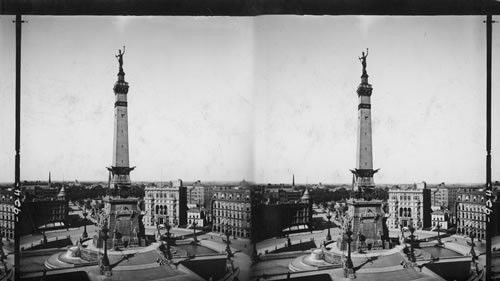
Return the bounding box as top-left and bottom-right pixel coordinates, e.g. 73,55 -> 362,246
199,239 -> 238,254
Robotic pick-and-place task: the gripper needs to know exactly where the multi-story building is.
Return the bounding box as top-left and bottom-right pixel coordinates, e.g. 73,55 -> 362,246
19,196 -> 69,235
186,181 -> 212,208
386,182 -> 432,230
0,189 -> 15,240
252,189 -> 312,242
455,187 -> 500,240
445,186 -> 460,224
22,184 -> 59,201
430,186 -> 449,209
278,189 -> 302,203
187,208 -> 206,228
431,209 -> 449,230
428,184 -> 464,225
211,183 -> 252,239
143,180 -> 187,228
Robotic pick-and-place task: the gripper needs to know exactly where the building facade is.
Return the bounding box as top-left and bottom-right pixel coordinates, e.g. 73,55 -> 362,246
186,181 -> 212,208
187,208 -> 206,228
143,180 -> 187,228
19,199 -> 68,235
211,186 -> 252,239
431,210 -> 449,230
430,187 -> 449,209
456,188 -> 490,240
252,189 -> 312,242
0,189 -> 15,240
387,182 -> 432,230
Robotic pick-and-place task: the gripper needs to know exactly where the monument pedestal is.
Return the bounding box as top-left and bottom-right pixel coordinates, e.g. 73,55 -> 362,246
102,196 -> 141,249
340,199 -> 385,251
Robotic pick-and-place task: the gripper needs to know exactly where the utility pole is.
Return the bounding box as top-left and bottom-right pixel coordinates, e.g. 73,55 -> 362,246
485,14 -> 494,281
14,14 -> 26,281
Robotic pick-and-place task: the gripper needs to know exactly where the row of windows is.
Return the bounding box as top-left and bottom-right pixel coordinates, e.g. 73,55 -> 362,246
214,211 -> 250,220
458,220 -> 486,229
389,194 -> 422,201
0,230 -> 13,240
0,221 -> 14,228
391,202 -> 421,207
1,215 -> 14,221
0,205 -> 14,211
146,191 -> 178,199
214,204 -> 250,212
399,207 -> 413,217
457,211 -> 486,222
0,195 -> 13,202
457,204 -> 484,213
431,216 -> 446,221
154,205 -> 178,215
457,194 -> 485,203
213,193 -> 250,201
213,220 -> 250,228
212,226 -> 250,238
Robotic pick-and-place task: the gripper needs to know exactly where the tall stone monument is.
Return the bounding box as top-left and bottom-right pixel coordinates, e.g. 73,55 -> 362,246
350,48 -> 379,195
97,47 -> 141,249
107,46 -> 135,189
339,50 -> 387,251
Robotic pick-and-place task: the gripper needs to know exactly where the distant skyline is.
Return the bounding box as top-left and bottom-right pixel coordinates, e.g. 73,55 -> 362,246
1,16 -> 499,184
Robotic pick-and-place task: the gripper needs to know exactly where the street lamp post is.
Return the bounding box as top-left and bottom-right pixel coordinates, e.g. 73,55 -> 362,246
165,222 -> 172,261
82,209 -> 88,239
155,218 -> 161,242
468,231 -> 478,275
223,223 -> 235,274
326,209 -> 332,241
193,220 -> 198,242
408,220 -> 416,263
344,224 -> 355,279
224,224 -> 233,257
101,224 -> 111,276
436,222 -> 441,245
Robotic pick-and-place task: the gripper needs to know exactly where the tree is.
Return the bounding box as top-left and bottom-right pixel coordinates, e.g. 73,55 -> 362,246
85,199 -> 92,210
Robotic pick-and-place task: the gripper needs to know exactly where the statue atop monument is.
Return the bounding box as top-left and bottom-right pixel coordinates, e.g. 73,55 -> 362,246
358,48 -> 369,76
116,46 -> 126,73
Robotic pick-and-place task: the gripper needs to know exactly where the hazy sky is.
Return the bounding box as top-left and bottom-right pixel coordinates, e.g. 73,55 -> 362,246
0,16 -> 499,184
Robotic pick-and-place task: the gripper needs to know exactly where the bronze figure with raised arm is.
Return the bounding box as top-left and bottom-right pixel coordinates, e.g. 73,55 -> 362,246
116,46 -> 126,73
358,48 -> 369,76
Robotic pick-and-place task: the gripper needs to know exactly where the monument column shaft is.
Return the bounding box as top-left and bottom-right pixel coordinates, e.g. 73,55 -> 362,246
108,57 -> 133,189
356,95 -> 373,170
113,92 -> 129,167
352,73 -> 376,191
